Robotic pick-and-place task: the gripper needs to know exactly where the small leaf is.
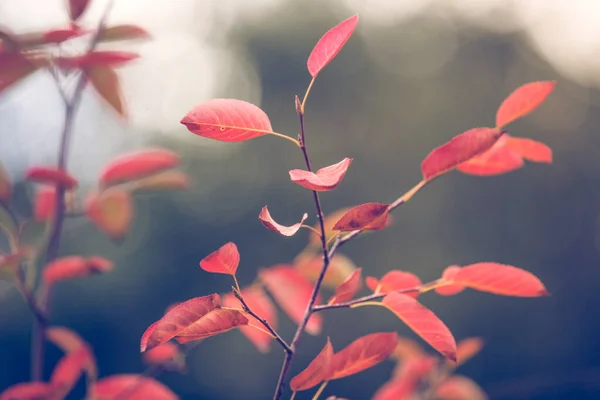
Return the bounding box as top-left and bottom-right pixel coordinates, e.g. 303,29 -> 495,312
25,166 -> 77,189
506,136 -> 552,163
496,81 -> 556,128
181,99 -> 273,142
330,268 -> 362,304
91,375 -> 178,400
88,65 -> 126,117
50,346 -> 89,397
332,202 -> 389,232
259,206 -> 307,237
435,375 -> 489,400
0,382 -> 59,400
329,332 -> 398,380
43,255 -> 113,286
259,265 -> 322,335
368,270 -> 421,298
100,148 -> 180,187
289,158 -> 353,192
0,53 -> 39,94
455,337 -> 484,366
295,251 -> 357,289
307,15 -> 359,78
0,161 -> 11,200
99,25 -> 151,42
290,338 -> 334,391
142,343 -> 185,371
130,170 -> 189,192
434,265 -> 465,296
382,292 -> 457,361
46,326 -> 97,381
199,242 -> 240,275
452,262 -> 549,297
84,187 -> 134,241
140,294 -> 247,352
421,127 -> 505,181
69,0 -> 90,21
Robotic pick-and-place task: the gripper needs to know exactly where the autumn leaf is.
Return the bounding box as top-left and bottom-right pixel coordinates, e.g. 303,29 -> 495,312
75,51 -> 139,68
435,375 -> 489,400
68,0 -> 90,21
46,326 -> 97,381
382,292 -> 457,361
142,343 -> 185,371
366,270 -> 421,298
496,81 -> 556,128
140,294 -> 248,352
259,206 -> 307,237
129,170 -> 189,192
100,148 -> 180,187
457,135 -> 524,176
259,265 -> 322,335
332,202 -> 390,232
307,15 -> 359,78
290,338 -> 334,391
0,53 -> 39,94
43,27 -> 84,44
99,25 -> 151,42
50,346 -> 89,397
289,158 -> 353,192
295,251 -> 357,289
181,99 -> 273,142
25,166 -> 77,189
0,382 -> 59,400
329,332 -> 398,380
199,242 -> 240,275
455,337 -> 484,366
421,127 -> 505,181
88,65 -> 127,117
434,265 -> 465,296
85,187 -> 134,240
506,136 -> 552,163
43,255 -> 114,286
91,375 -> 178,400
329,268 -> 362,304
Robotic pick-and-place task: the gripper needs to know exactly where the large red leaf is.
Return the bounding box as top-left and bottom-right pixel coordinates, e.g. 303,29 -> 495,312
181,99 -> 273,142
290,338 -> 334,391
452,262 -> 549,297
68,0 -> 90,21
435,375 -> 488,400
367,270 -> 421,298
140,294 -> 248,352
88,65 -> 126,117
434,265 -> 465,296
223,286 -> 277,353
506,136 -> 552,163
0,382 -> 59,400
50,346 -> 89,397
289,158 -> 353,192
25,166 -> 77,189
0,53 -> 39,94
382,292 -> 457,361
85,187 -> 134,240
330,268 -> 362,304
329,332 -> 398,380
46,326 -> 97,381
100,149 -> 180,186
43,255 -> 113,286
307,15 -> 359,78
332,202 -> 390,232
421,127 -> 505,181
496,81 -> 556,128
199,242 -> 240,275
91,375 -> 178,400
259,265 -> 322,335
295,251 -> 357,289
259,206 -> 307,237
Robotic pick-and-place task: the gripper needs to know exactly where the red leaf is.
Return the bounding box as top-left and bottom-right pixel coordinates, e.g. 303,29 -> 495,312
329,332 -> 398,380
259,206 -> 307,237
295,251 -> 358,289
506,136 -> 552,163
457,135 -> 524,176
365,276 -> 379,292
290,338 -> 334,391
259,265 -> 322,335
130,170 -> 189,192
142,343 -> 185,371
382,292 -> 457,361
34,187 -> 55,221
421,127 -> 505,181
100,149 -> 180,187
84,187 -> 134,240
181,99 -> 273,142
0,382 -> 59,400
26,166 -> 77,189
332,202 -> 390,232
43,27 -> 83,44
223,286 -> 277,353
0,53 -> 38,94
199,242 -> 240,275
435,375 -> 488,400
43,255 -> 113,286
289,158 -> 353,192
91,375 -> 178,400
330,268 -> 362,304
69,0 -> 90,21
369,270 -> 421,298
452,262 -> 549,297
434,265 -> 465,296
455,337 -> 484,366
140,294 -> 248,352
372,378 -> 415,400
496,81 -> 556,128
50,346 -> 89,396
46,326 -> 97,380
88,66 -> 127,117
75,51 -> 139,68
307,15 -> 359,78
99,25 -> 151,42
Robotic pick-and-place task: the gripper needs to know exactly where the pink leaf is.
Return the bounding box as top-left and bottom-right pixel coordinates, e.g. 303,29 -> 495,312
330,267 -> 362,304
332,202 -> 390,232
496,81 -> 556,128
199,242 -> 240,275
289,158 -> 353,192
259,206 -> 307,237
307,15 -> 359,78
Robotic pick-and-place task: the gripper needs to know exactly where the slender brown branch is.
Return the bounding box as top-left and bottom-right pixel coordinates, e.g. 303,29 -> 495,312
312,285 -> 423,312
233,288 -> 292,354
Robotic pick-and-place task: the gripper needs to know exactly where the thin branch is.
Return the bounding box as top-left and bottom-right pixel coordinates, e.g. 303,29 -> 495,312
311,285 -> 422,312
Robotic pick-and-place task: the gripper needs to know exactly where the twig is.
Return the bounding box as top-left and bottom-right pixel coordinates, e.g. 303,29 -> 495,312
312,285 -> 423,312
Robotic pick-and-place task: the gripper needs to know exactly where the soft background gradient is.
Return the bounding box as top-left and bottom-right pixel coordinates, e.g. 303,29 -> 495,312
2,0 -> 600,399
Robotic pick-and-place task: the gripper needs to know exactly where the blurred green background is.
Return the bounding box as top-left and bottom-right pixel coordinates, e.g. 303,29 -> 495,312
2,0 -> 600,399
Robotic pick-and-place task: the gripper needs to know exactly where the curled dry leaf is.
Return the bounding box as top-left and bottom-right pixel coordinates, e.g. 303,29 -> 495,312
290,338 -> 334,391
0,382 -> 59,400
330,267 -> 362,304
85,187 -> 134,241
91,374 -> 178,400
181,99 -> 273,142
25,166 -> 77,189
199,242 -> 240,275
88,65 -> 127,118
289,158 -> 353,192
366,270 -> 421,298
435,375 -> 489,400
329,332 -> 398,380
307,15 -> 359,78
421,127 -> 505,181
259,206 -> 308,237
382,292 -> 457,361
259,265 -> 322,335
100,148 -> 180,187
43,255 -> 114,286
332,202 -> 390,232
434,265 -> 465,296
455,337 -> 484,367
496,81 -> 556,128
294,250 -> 357,289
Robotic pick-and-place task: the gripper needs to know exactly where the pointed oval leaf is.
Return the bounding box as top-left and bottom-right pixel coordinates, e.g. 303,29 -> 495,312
69,0 -> 90,21
289,158 -> 353,192
0,382 -> 59,400
506,136 -> 552,163
453,262 -> 549,297
330,332 -> 398,380
455,337 -> 484,367
307,15 -> 359,78
100,149 -> 180,187
85,187 -> 134,240
382,292 -> 457,361
199,242 -> 240,275
25,166 -> 77,189
88,65 -> 127,118
422,127 -> 505,181
290,338 -> 334,391
435,265 -> 465,296
496,81 -> 556,128
259,265 -> 322,335
43,255 -> 113,286
330,267 -> 362,304
181,99 -> 273,142
99,25 -> 151,42
295,251 -> 357,289
457,135 -> 524,176
259,206 -> 308,237
223,286 -> 277,353
435,375 -> 488,400
91,375 -> 178,400
370,270 -> 422,298
332,202 -> 389,232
